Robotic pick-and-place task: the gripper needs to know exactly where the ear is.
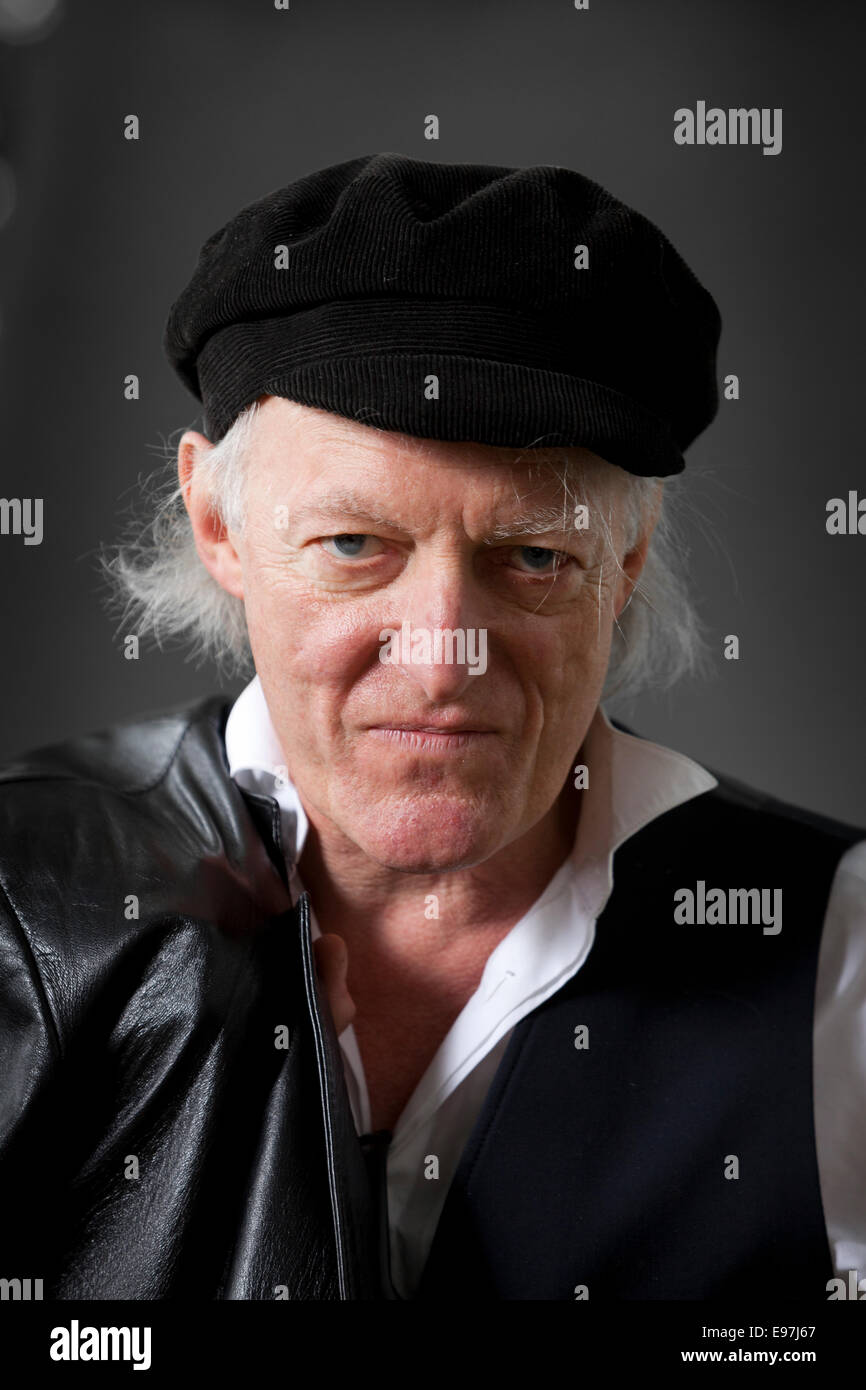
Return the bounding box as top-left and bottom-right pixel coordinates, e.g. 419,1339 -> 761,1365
178,430 -> 244,599
613,481 -> 663,619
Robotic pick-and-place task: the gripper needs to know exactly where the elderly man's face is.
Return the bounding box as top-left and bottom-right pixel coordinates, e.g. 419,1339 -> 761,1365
185,396 -> 655,873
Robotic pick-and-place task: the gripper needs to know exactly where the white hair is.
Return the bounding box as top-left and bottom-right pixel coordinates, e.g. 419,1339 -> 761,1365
100,400 -> 712,708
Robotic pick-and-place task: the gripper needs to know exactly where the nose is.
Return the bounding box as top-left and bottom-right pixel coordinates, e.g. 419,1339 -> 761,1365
384,551 -> 488,702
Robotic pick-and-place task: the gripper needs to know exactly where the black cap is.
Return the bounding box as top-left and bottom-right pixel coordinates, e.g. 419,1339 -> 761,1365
163,152 -> 722,477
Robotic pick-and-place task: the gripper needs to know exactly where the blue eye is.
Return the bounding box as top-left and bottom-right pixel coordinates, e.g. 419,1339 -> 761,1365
516,546 -> 560,572
323,534 -> 370,558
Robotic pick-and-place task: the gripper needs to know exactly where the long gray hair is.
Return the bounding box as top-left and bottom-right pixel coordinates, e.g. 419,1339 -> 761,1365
100,400 -> 712,708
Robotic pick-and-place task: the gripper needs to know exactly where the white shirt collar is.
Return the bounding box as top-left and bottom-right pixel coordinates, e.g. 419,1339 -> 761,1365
225,673 -> 311,866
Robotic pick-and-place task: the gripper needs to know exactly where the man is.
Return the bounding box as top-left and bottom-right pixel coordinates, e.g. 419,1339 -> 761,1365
0,153 -> 863,1301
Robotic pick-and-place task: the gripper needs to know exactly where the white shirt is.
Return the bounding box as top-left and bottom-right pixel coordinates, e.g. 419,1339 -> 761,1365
225,674 -> 866,1298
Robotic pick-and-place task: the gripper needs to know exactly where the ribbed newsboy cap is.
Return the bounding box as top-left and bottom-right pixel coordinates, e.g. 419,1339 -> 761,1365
163,152 -> 722,477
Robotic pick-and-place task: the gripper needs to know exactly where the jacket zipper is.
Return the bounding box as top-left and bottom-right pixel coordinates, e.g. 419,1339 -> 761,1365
296,888 -> 352,1299
245,789 -> 353,1299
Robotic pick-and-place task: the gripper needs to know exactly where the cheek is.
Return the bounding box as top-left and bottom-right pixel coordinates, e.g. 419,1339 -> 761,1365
520,604 -> 614,754
243,568 -> 375,697
520,590 -> 612,686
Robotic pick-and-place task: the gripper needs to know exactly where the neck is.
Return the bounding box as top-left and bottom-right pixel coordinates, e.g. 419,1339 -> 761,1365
296,776 -> 583,1133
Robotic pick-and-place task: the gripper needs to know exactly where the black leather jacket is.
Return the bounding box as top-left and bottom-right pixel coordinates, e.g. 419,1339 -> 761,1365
0,695 -> 392,1299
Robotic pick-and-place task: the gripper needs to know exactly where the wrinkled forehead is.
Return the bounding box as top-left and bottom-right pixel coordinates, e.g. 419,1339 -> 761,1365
249,394 -> 622,497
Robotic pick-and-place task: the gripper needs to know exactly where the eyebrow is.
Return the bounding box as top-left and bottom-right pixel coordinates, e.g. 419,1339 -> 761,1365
287,494 -> 400,531
285,492 -> 579,541
484,507 -> 577,541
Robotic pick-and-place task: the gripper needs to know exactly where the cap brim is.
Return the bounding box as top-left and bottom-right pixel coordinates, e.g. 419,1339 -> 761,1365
202,361 -> 684,480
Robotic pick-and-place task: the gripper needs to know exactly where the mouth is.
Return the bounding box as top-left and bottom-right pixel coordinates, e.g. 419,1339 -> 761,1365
370,721 -> 495,733
365,724 -> 497,752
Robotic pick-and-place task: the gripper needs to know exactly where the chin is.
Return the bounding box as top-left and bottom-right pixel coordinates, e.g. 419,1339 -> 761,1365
345,792 -> 508,874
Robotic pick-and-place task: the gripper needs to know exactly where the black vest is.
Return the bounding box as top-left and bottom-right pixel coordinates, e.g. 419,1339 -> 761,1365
408,768 -> 863,1301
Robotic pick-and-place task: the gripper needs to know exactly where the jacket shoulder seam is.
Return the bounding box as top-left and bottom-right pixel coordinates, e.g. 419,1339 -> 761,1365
0,870 -> 63,1062
124,705 -> 213,797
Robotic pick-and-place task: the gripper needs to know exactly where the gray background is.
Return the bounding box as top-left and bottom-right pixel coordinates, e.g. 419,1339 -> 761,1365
0,0 -> 863,822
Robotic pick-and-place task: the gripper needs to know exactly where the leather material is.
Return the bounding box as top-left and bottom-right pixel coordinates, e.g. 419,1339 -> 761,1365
0,695 -> 385,1299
